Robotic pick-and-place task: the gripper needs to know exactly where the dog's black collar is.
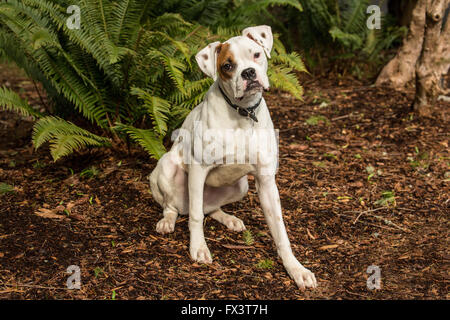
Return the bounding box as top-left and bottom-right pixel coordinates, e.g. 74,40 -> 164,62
218,84 -> 261,122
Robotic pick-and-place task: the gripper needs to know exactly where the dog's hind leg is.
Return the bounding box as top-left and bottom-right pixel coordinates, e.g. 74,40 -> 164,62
156,206 -> 178,234
209,209 -> 246,232
150,149 -> 187,234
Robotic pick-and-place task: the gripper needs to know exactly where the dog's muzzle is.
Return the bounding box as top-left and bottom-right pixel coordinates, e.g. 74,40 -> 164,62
245,80 -> 263,91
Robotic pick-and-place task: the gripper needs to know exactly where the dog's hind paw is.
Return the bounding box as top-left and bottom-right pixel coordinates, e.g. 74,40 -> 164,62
224,216 -> 246,232
156,218 -> 175,234
210,210 -> 246,232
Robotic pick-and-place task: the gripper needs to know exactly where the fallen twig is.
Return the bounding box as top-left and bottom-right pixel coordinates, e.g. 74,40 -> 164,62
350,207 -> 389,224
331,114 -> 354,121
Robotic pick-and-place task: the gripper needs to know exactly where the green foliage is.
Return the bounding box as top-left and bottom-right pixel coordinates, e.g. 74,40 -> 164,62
114,123 -> 166,160
151,0 -> 303,31
291,0 -> 406,71
0,0 -> 307,160
242,230 -> 255,246
0,182 -> 15,194
374,191 -> 396,207
93,267 -> 104,278
32,116 -> 110,161
255,259 -> 274,269
152,0 -> 307,99
80,166 -> 100,179
0,86 -> 42,118
305,115 -> 328,126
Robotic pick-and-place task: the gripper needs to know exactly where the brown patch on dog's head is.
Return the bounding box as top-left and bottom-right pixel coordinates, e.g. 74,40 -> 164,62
261,32 -> 266,38
216,43 -> 235,81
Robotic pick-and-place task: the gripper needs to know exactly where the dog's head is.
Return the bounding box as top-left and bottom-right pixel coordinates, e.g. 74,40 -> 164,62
195,25 -> 273,101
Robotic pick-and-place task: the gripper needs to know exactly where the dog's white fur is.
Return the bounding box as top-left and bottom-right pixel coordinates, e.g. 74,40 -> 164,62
149,26 -> 317,290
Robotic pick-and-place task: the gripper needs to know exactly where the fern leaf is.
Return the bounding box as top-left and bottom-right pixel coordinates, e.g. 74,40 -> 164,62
32,116 -> 110,161
150,13 -> 191,35
268,65 -> 304,100
147,50 -> 186,92
115,124 -> 166,159
271,52 -> 308,73
131,87 -> 171,136
341,0 -> 369,34
49,134 -> 106,161
329,26 -> 363,50
241,0 -> 303,13
109,0 -> 149,46
0,86 -> 42,118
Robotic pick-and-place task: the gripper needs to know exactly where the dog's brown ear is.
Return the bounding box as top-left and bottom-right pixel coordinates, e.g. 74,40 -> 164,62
195,41 -> 221,79
242,25 -> 273,59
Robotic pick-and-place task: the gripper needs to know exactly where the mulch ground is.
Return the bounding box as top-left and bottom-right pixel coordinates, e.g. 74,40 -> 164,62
0,63 -> 448,300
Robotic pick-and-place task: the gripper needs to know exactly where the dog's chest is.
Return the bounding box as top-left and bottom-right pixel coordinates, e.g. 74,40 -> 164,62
205,164 -> 254,187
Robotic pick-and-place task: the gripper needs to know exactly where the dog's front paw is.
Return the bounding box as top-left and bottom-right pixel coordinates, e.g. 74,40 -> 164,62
286,263 -> 317,290
156,218 -> 175,234
190,243 -> 212,264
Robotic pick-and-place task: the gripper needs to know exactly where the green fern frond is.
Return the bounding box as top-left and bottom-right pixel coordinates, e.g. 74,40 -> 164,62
147,50 -> 187,92
169,78 -> 212,105
131,87 -> 171,136
148,31 -> 191,63
167,105 -> 192,130
300,0 -> 336,34
329,26 -> 363,50
0,86 -> 42,118
170,0 -> 229,27
109,0 -> 145,46
341,0 -> 369,34
150,13 -> 192,35
271,52 -> 308,73
48,134 -> 107,161
214,26 -> 239,39
268,65 -> 304,100
240,0 -> 303,13
81,0 -> 131,64
115,124 -> 166,159
31,28 -> 57,49
32,116 -> 110,161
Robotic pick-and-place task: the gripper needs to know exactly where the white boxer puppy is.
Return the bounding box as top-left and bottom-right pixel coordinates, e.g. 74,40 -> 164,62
149,25 -> 317,290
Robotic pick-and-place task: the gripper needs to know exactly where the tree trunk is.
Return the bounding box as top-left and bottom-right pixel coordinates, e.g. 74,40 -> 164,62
437,6 -> 450,77
413,0 -> 450,115
376,0 -> 427,88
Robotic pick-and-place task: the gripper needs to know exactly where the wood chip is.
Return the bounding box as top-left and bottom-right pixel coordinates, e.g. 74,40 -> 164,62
222,244 -> 253,250
35,208 -> 65,219
319,244 -> 339,250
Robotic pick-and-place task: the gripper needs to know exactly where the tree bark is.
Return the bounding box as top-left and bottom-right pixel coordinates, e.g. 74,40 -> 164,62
437,6 -> 450,77
376,0 -> 427,88
413,0 -> 450,114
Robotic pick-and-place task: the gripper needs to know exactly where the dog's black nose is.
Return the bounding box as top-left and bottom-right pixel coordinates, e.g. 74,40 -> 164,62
241,68 -> 256,80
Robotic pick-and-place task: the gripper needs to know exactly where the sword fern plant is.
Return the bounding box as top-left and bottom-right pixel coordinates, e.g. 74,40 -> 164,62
0,0 -> 307,160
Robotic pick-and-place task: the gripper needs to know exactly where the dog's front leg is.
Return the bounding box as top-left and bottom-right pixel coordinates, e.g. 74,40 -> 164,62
188,164 -> 212,263
256,174 -> 317,289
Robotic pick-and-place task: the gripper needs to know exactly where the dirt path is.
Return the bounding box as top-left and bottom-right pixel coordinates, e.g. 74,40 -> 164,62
0,64 -> 448,299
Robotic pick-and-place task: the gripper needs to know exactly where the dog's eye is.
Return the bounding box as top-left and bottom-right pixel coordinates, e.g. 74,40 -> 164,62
222,63 -> 233,71
254,52 -> 261,59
